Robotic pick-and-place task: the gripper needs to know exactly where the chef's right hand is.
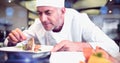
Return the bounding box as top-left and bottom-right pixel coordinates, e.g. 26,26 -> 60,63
7,28 -> 27,45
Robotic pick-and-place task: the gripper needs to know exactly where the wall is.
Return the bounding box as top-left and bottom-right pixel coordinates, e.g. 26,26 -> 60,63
0,4 -> 28,42
0,4 -> 28,31
89,14 -> 120,40
0,5 -> 6,31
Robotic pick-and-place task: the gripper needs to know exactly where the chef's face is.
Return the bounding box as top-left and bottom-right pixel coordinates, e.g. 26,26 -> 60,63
37,6 -> 65,31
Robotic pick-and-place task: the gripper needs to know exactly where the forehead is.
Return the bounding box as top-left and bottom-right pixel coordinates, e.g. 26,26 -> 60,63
37,6 -> 58,12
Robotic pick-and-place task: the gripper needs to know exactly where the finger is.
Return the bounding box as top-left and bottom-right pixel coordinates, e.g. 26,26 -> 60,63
34,45 -> 41,52
8,33 -> 19,42
51,40 -> 71,52
57,46 -> 68,51
7,37 -> 18,46
11,30 -> 21,41
16,28 -> 27,41
51,42 -> 65,52
35,45 -> 41,49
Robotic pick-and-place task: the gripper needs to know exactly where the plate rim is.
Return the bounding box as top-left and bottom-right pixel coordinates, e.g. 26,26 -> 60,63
0,45 -> 53,53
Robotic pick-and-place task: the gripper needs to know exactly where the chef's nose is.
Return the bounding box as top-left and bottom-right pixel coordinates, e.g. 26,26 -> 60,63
40,14 -> 47,22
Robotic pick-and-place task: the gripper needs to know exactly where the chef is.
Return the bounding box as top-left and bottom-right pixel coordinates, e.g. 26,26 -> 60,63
4,0 -> 119,57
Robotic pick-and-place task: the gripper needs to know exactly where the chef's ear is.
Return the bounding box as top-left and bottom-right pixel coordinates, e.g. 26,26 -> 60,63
61,8 -> 66,14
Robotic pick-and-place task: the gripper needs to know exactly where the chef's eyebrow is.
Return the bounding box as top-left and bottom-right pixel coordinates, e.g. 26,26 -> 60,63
37,10 -> 52,15
37,10 -> 51,13
37,10 -> 40,13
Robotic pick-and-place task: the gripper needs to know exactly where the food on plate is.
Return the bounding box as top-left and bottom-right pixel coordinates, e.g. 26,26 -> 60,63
88,52 -> 111,63
81,46 -> 114,63
24,38 -> 35,51
17,38 -> 41,52
34,44 -> 41,52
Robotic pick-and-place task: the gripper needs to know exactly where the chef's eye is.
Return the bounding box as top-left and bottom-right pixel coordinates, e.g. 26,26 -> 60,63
45,10 -> 52,16
37,12 -> 42,16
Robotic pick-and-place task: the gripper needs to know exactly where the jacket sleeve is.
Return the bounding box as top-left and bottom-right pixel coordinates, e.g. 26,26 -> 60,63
75,13 -> 119,57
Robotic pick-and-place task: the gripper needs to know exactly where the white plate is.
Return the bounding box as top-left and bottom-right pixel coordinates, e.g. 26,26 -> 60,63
0,45 -> 53,53
0,45 -> 53,58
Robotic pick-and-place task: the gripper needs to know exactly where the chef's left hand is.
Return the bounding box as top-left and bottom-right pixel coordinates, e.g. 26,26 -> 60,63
51,40 -> 92,52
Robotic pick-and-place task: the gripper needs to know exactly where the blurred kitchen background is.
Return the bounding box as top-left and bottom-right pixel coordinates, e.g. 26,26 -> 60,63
0,0 -> 120,47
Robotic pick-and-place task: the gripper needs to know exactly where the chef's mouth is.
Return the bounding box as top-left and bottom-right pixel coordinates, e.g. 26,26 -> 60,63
43,23 -> 51,27
43,22 -> 52,26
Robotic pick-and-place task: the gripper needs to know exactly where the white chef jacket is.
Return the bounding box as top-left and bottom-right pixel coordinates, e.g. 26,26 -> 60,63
4,8 -> 119,57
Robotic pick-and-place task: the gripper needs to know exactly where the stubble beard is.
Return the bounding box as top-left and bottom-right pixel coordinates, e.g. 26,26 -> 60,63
52,19 -> 64,32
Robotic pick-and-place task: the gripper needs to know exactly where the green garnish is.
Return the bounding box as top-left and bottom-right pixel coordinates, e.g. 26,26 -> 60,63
94,52 -> 102,57
16,45 -> 26,50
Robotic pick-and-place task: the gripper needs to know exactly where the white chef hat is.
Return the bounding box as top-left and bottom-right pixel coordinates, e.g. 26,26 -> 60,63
36,0 -> 65,8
